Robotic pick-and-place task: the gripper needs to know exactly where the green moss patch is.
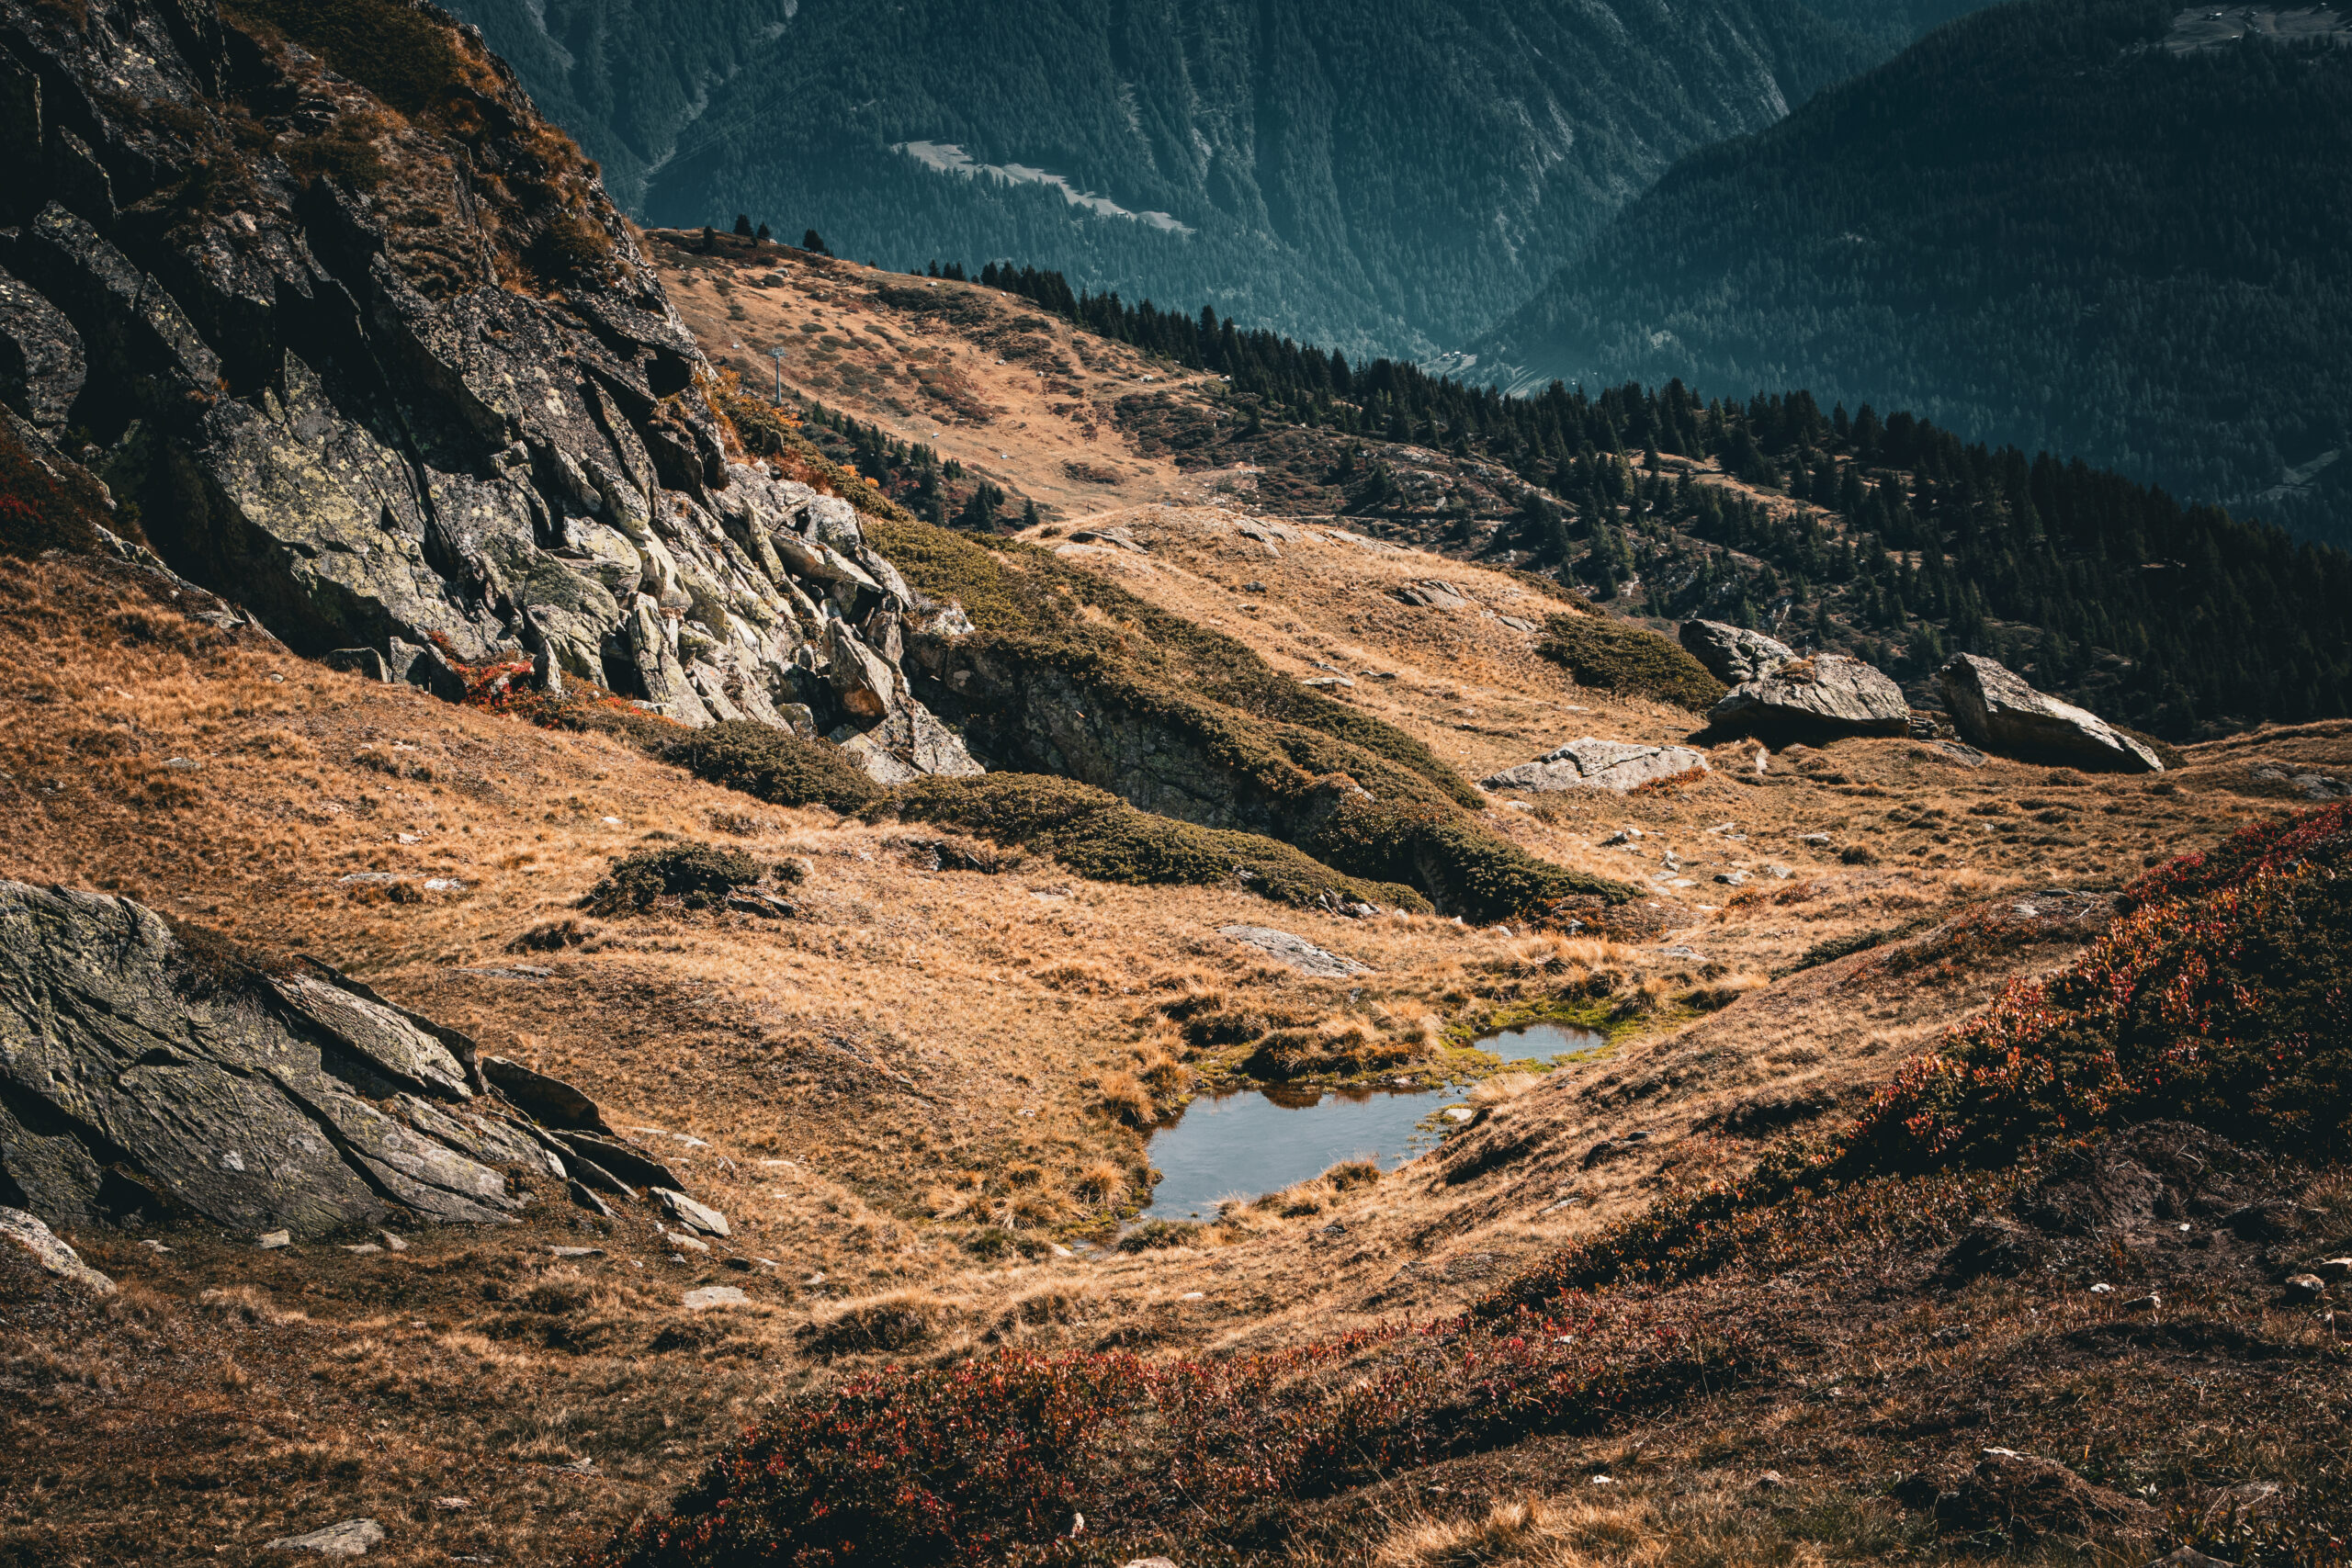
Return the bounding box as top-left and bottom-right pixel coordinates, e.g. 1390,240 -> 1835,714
858,513 -> 1476,808
582,843 -> 768,914
662,721 -> 885,814
887,773 -> 1430,914
1302,795 -> 1635,925
1536,612 -> 1725,712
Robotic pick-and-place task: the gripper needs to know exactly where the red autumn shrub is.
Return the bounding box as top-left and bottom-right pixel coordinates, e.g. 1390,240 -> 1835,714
599,1303 -> 1748,1568
1848,802 -> 2352,1168
1483,806 -> 2352,1313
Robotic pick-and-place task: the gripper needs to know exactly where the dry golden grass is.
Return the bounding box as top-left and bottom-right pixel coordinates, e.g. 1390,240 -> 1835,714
658,237 -> 1211,519
1373,1499 -> 1670,1568
7,272 -> 2350,1563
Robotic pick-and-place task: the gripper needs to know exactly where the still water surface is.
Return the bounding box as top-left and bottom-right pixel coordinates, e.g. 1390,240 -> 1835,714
1135,1022 -> 1607,1221
1479,1021 -> 1608,1063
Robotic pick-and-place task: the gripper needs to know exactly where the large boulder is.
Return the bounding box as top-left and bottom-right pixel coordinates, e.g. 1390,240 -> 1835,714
0,0 -> 973,785
1482,738 -> 1709,794
1679,619 -> 1795,684
1938,655 -> 2162,773
0,881 -> 702,1242
1708,654 -> 1909,739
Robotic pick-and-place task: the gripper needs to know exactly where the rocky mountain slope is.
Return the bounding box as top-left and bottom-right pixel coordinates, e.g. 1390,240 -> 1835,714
7,505 -> 2349,1564
3,6 -> 2349,1564
1474,0 -> 2352,548
677,239 -> 2352,742
0,0 -> 1642,929
0,0 -> 996,778
446,0 -> 1996,357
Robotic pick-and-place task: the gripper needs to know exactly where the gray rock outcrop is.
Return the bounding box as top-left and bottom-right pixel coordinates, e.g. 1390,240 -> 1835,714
0,880 -> 704,1242
1708,654 -> 1909,739
0,1205 -> 115,1293
1481,738 -> 1709,794
1938,655 -> 2163,773
1679,620 -> 1795,684
0,0 -> 972,786
1217,925 -> 1371,978
1394,580 -> 1475,611
264,1519 -> 386,1558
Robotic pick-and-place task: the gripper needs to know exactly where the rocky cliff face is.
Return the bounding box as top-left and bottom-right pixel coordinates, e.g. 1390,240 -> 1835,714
0,0 -> 971,778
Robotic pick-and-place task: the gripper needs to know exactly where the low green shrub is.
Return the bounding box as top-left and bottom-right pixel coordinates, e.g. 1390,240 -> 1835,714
662,721 -> 884,814
888,773 -> 1431,914
1303,795 -> 1635,923
581,844 -> 763,914
1536,612 -> 1725,712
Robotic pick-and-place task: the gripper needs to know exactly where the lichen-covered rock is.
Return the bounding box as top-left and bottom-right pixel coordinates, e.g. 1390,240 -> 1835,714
1678,619 -> 1795,684
1708,654 -> 1909,738
0,263 -> 83,433
1938,654 -> 2162,773
0,1206 -> 115,1294
1218,925 -> 1372,978
0,881 -> 537,1237
0,0 -> 971,779
1482,738 -> 1709,794
0,879 -> 720,1244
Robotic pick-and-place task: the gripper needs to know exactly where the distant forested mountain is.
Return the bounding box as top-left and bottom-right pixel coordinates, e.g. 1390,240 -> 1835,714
1476,0 -> 2352,547
440,0 -> 801,209
445,0 -> 1992,357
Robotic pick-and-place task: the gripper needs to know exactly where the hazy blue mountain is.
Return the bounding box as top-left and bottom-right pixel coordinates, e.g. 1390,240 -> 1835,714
445,0 -> 1992,357
1476,0 -> 2352,546
439,0 -> 803,209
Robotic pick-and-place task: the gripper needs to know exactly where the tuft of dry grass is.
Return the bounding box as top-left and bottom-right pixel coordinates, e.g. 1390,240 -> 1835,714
800,1292 -> 956,1358
1073,1160 -> 1130,1208
1371,1499 -> 1666,1568
1098,1070 -> 1157,1126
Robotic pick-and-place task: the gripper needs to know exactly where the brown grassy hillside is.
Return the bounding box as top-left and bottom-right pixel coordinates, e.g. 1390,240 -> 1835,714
6,243 -> 2351,1568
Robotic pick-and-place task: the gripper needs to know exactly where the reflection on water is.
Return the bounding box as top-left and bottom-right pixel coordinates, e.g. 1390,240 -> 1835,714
1134,1023 -> 1608,1222
1479,1021 -> 1607,1063
1138,1087 -> 1442,1221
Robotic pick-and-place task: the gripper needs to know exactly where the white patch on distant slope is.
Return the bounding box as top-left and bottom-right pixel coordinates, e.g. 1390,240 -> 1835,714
894,141 -> 1195,234
2254,447 -> 2343,505
2164,5 -> 2352,52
